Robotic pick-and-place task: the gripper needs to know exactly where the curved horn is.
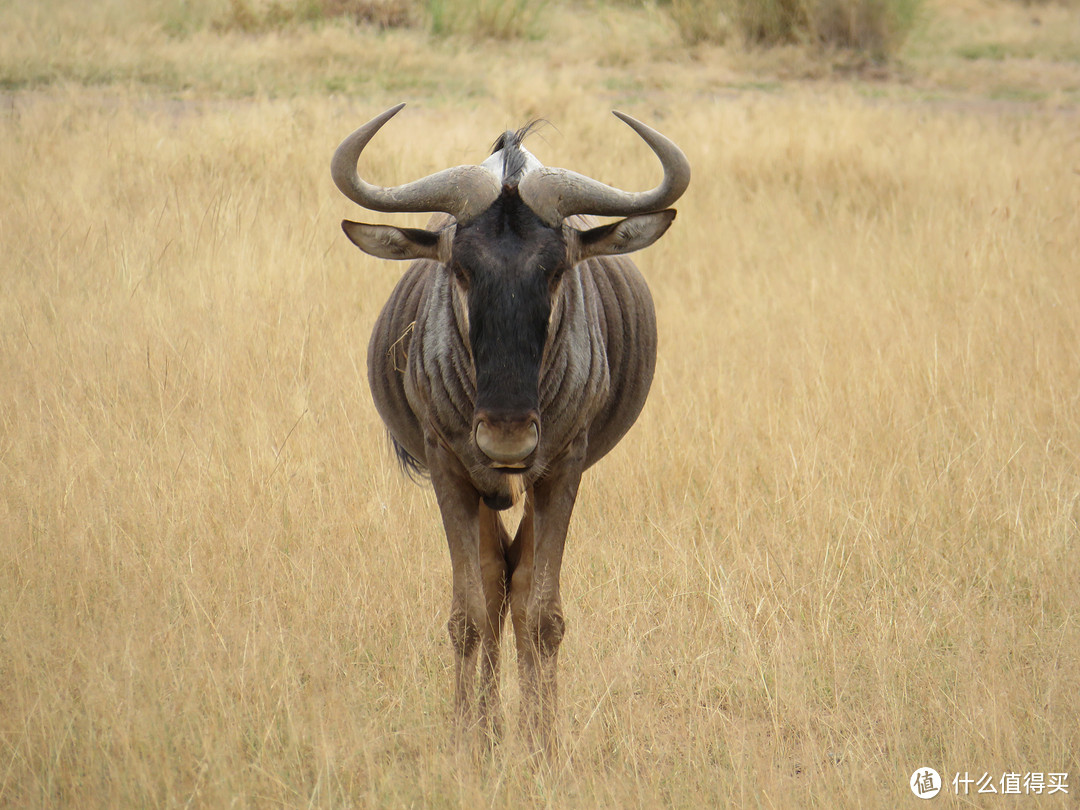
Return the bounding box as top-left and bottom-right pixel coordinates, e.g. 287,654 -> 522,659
331,103 -> 501,224
517,111 -> 691,226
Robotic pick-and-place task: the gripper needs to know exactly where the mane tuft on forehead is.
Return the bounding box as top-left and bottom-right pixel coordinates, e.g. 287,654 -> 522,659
489,120 -> 549,188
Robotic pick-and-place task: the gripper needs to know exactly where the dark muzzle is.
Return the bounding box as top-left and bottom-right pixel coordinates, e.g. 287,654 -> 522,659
473,410 -> 540,467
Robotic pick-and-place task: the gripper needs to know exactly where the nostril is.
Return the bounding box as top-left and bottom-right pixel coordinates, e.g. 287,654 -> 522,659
474,413 -> 539,465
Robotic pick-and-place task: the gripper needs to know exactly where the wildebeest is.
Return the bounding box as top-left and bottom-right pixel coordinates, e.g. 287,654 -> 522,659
332,103 -> 689,752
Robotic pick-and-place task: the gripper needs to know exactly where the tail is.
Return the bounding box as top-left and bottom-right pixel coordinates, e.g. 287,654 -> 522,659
389,432 -> 428,483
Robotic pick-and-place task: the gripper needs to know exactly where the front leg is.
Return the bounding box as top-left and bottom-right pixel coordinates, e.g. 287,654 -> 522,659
509,448 -> 584,756
477,501 -> 511,743
426,438 -> 487,738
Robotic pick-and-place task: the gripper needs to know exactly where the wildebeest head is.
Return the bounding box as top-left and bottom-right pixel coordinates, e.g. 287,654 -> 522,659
333,104 -> 689,469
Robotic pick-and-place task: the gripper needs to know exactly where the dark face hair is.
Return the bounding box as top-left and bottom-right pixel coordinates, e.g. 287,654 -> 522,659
451,189 -> 567,420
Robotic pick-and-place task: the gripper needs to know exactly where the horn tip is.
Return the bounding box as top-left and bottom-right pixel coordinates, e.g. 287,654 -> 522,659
611,109 -> 652,135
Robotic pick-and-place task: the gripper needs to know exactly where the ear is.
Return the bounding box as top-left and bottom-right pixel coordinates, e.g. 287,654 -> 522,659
567,209 -> 677,263
341,220 -> 452,262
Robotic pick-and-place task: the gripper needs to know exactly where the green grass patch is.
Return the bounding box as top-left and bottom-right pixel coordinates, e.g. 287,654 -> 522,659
661,0 -> 922,61
988,84 -> 1049,102
209,0 -> 415,32
426,0 -> 548,39
956,41 -> 1009,61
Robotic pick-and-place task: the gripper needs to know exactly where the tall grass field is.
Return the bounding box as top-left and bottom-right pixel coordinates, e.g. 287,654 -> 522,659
2,0 -> 1079,806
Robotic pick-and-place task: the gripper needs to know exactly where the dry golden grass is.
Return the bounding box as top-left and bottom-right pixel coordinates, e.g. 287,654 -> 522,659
2,1 -> 1080,807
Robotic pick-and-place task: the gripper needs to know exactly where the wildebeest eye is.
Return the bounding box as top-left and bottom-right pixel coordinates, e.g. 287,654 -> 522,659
450,262 -> 470,288
542,262 -> 567,291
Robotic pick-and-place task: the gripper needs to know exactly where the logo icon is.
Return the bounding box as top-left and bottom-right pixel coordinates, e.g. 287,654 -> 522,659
911,767 -> 942,798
